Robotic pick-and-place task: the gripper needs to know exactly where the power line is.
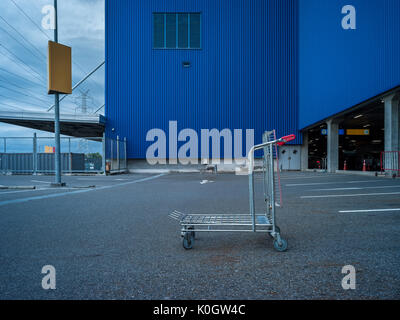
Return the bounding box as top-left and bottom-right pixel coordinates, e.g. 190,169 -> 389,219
0,93 -> 47,109
5,1 -> 104,95
9,0 -> 51,40
0,74 -> 43,92
0,45 -> 46,82
0,84 -> 50,105
0,75 -> 48,102
0,50 -> 44,84
5,0 -> 104,113
0,83 -> 50,104
0,17 -> 45,63
0,67 -> 43,87
22,0 -> 101,89
0,15 -> 46,60
47,61 -> 105,111
71,59 -> 105,98
0,101 -> 25,111
93,104 -> 105,114
0,50 -> 43,83
0,43 -> 45,79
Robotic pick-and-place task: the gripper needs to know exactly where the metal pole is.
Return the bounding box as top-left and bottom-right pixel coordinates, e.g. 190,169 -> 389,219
249,171 -> 255,232
248,146 -> 256,232
124,137 -> 127,171
110,138 -> 113,172
269,144 -> 276,233
102,132 -> 106,175
5,139 -> 8,174
33,133 -> 37,175
117,135 -> 120,171
52,0 -> 63,187
69,151 -> 72,174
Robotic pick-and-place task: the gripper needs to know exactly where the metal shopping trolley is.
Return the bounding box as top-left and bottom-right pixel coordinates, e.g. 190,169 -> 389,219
169,131 -> 296,252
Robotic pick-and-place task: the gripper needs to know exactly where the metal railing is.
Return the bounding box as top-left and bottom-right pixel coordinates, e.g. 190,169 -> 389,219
0,135 -> 127,175
105,136 -> 127,173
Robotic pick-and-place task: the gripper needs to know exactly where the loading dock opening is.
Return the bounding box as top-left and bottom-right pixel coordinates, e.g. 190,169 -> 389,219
306,99 -> 386,171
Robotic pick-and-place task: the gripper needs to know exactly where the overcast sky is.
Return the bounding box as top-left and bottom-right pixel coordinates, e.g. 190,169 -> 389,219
0,0 -> 104,139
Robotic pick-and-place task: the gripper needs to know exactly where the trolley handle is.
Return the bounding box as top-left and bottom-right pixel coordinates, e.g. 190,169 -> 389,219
249,134 -> 296,153
277,134 -> 296,146
247,133 -> 296,173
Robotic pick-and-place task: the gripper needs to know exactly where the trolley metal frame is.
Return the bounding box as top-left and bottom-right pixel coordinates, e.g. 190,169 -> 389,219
169,131 -> 295,252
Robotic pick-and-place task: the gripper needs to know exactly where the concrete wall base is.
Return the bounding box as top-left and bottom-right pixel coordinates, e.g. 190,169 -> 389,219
127,159 -> 281,174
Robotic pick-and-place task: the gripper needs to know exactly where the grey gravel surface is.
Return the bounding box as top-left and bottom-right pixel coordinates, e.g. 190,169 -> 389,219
0,172 -> 399,299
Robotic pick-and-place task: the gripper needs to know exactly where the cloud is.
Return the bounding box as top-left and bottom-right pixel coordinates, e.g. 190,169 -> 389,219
0,0 -> 105,137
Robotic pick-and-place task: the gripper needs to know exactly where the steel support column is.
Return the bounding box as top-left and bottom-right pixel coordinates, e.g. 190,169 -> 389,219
301,131 -> 309,171
327,120 -> 339,173
384,94 -> 400,152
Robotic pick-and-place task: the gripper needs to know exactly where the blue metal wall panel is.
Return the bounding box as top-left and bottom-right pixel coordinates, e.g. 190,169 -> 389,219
299,0 -> 400,129
106,0 -> 300,159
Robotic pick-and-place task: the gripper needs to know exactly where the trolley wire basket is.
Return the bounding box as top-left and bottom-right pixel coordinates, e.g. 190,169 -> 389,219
169,131 -> 296,252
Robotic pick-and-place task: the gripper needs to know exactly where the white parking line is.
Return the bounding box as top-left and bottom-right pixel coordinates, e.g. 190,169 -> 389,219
308,187 -> 362,191
279,175 -> 330,180
308,185 -> 400,192
287,181 -> 373,187
31,180 -> 50,184
0,174 -> 165,207
339,208 -> 400,213
301,192 -> 400,199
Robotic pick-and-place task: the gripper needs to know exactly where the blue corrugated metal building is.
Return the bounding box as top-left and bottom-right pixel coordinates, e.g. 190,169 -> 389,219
299,0 -> 400,129
106,0 -> 400,171
106,0 -> 299,160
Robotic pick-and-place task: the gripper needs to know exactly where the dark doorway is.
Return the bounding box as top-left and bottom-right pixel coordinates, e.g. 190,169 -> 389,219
307,100 -> 384,171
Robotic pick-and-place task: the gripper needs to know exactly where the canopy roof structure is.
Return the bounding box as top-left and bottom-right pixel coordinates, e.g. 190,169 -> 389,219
0,111 -> 105,137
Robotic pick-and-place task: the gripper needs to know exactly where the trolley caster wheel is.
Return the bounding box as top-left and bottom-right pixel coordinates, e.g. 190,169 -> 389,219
273,238 -> 288,252
188,226 -> 195,239
268,226 -> 280,239
183,233 -> 194,250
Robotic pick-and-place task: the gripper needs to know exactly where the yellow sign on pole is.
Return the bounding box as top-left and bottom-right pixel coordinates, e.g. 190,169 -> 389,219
346,129 -> 370,136
47,41 -> 72,94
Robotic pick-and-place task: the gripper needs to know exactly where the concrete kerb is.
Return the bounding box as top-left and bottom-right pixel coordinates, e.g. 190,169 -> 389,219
127,160 -> 269,174
0,185 -> 36,190
335,170 -> 388,177
128,168 -> 397,176
305,169 -> 396,178
129,169 -> 204,174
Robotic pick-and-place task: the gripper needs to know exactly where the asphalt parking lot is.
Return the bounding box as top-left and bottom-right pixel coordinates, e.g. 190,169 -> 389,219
0,171 -> 399,299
